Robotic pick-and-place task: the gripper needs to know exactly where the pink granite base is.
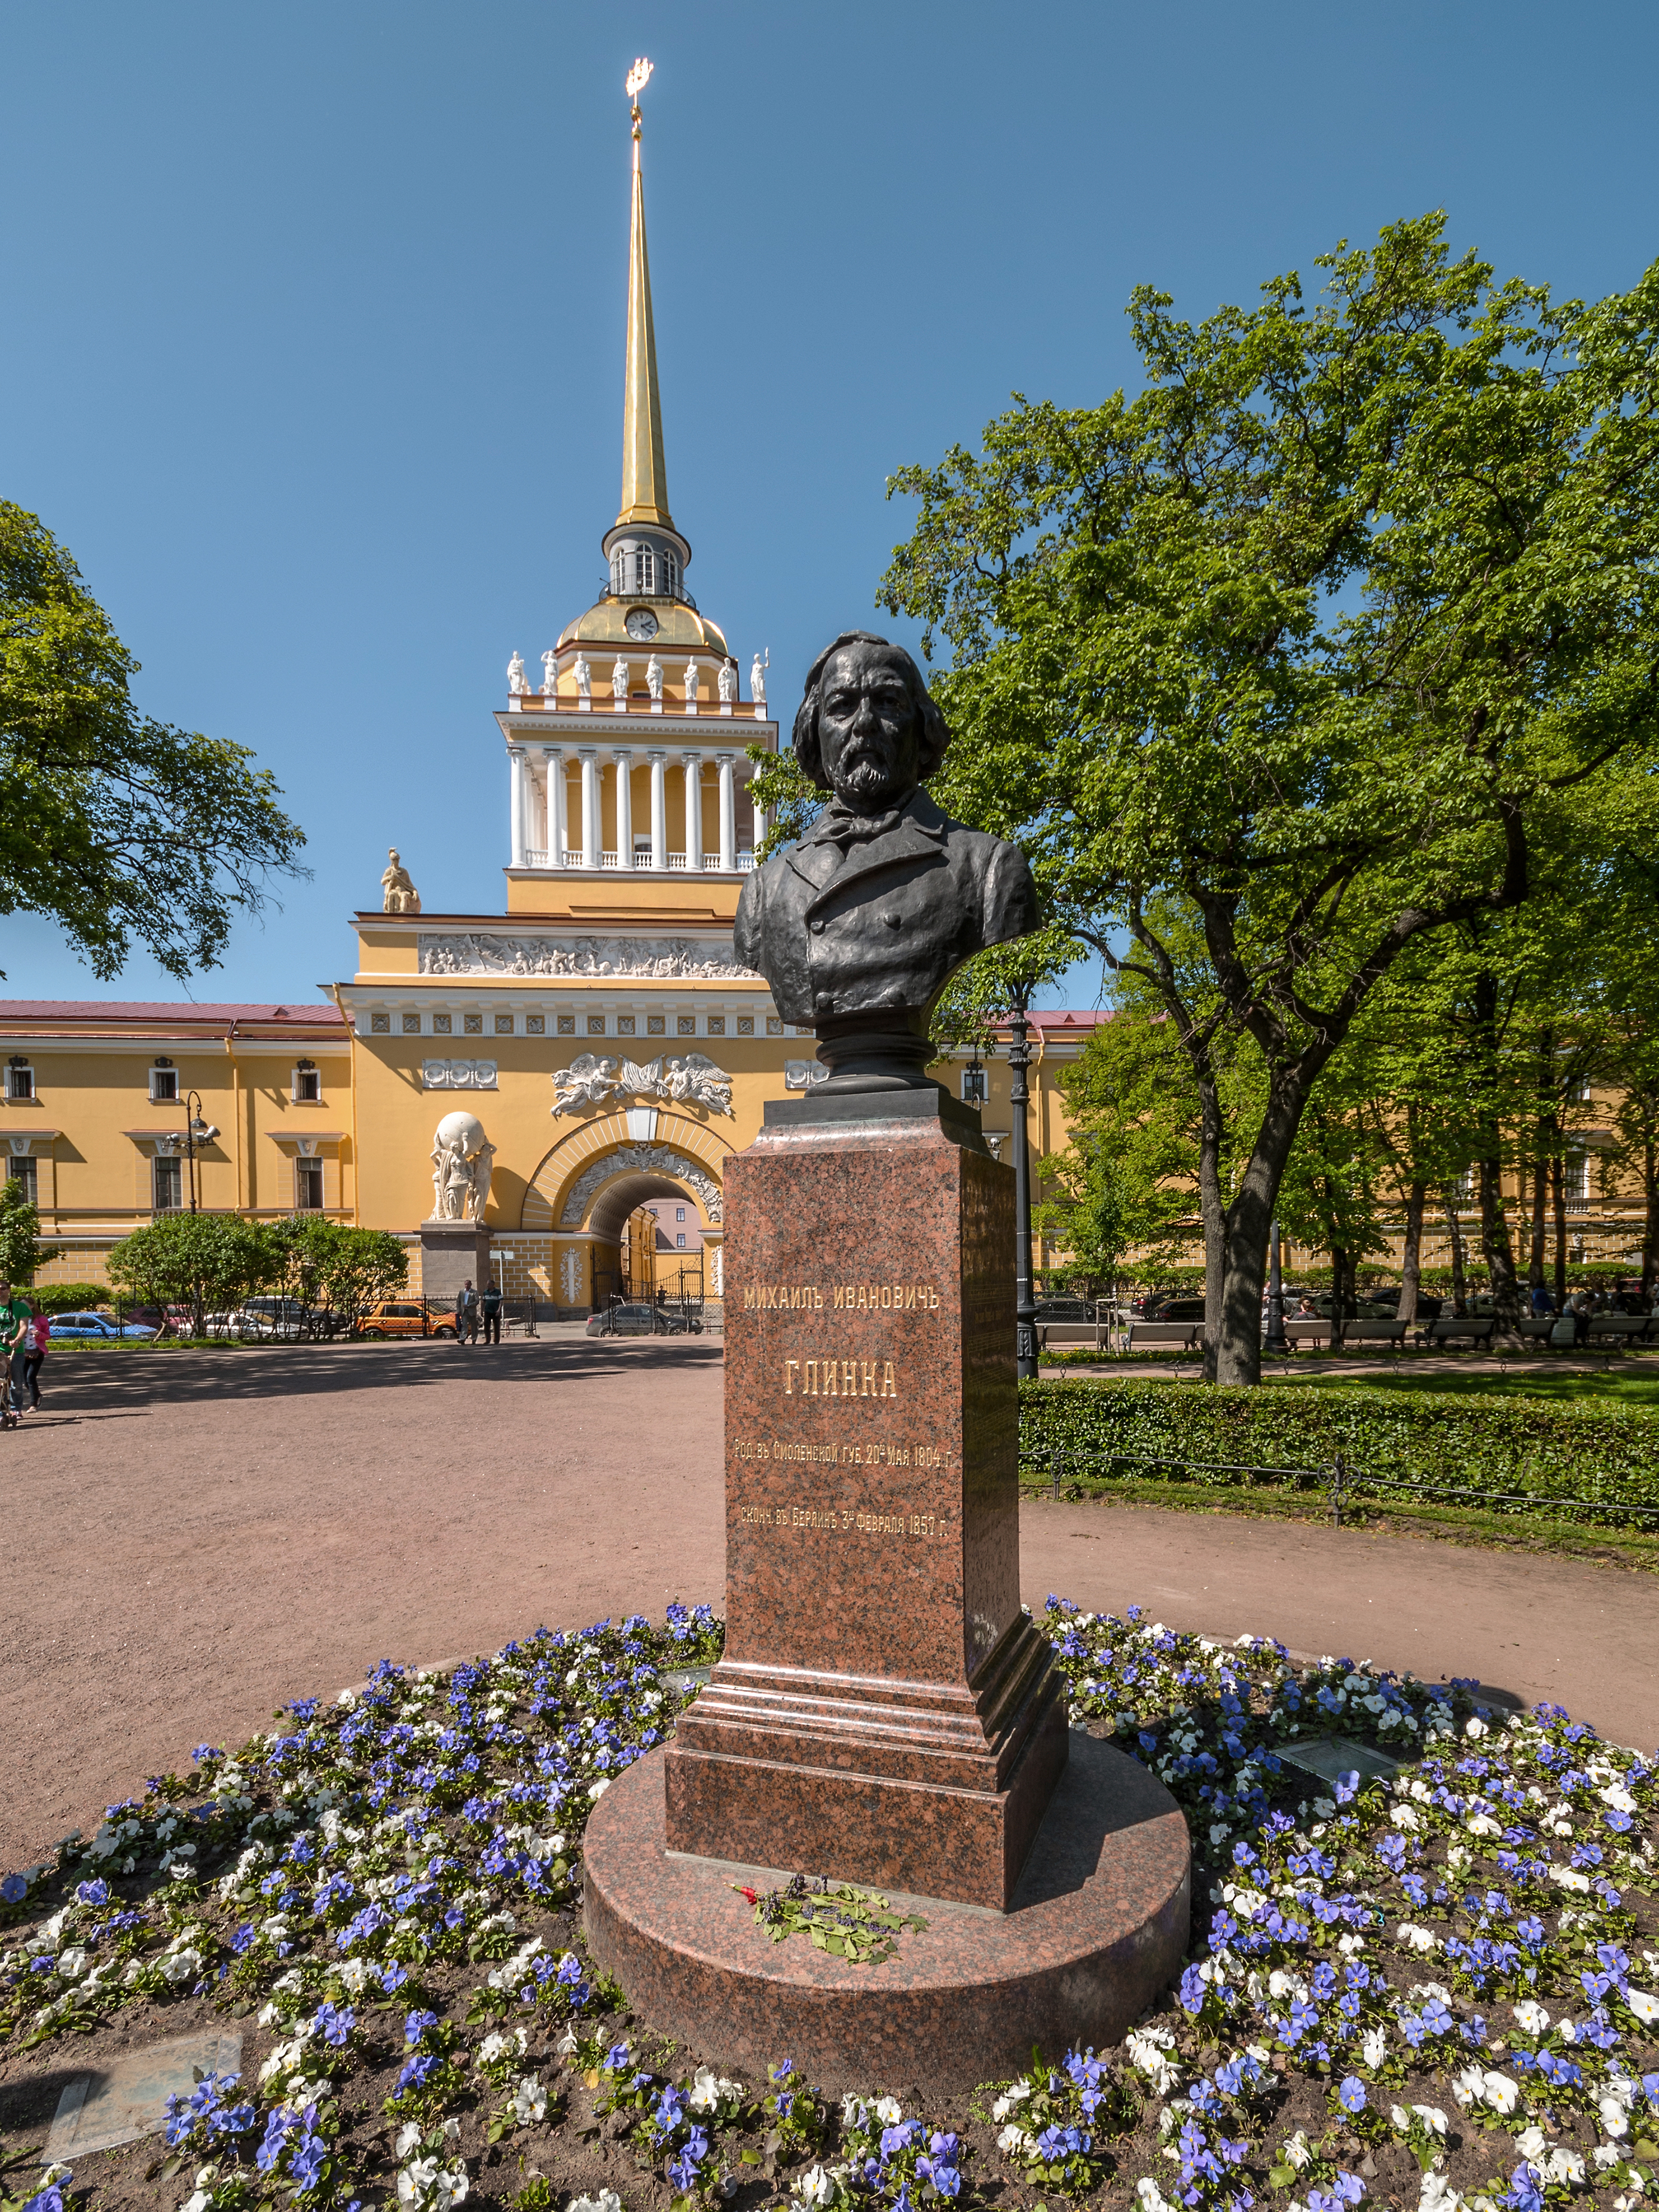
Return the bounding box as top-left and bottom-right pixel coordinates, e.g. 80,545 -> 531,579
583,1731 -> 1190,2096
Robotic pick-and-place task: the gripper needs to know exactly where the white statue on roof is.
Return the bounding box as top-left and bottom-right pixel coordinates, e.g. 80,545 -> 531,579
381,848 -> 420,915
683,659 -> 701,708
574,653 -> 592,701
611,655 -> 630,704
717,659 -> 737,705
508,652 -> 528,698
750,651 -> 768,708
646,653 -> 664,704
540,649 -> 558,698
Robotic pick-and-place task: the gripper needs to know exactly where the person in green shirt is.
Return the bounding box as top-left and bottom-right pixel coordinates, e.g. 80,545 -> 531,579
0,1282 -> 31,1424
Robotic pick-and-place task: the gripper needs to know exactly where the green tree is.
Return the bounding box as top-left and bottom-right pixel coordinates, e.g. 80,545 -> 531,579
106,1213 -> 279,1337
0,1176 -> 44,1284
879,215 -> 1659,1382
1,501 -> 307,980
271,1216 -> 407,1322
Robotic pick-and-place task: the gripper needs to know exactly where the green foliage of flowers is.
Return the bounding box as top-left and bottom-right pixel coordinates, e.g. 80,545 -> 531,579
1022,1378 -> 1659,1524
739,1874 -> 927,1964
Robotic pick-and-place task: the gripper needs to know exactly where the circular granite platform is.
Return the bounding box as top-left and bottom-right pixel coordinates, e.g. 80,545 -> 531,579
582,1733 -> 1190,2095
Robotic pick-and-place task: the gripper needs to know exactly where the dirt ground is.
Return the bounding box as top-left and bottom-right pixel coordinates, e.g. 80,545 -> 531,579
4,1334 -> 1655,1875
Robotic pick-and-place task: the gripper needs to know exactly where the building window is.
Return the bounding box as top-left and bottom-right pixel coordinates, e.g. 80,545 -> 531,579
371,1012 -> 390,1034
5,1062 -> 33,1100
6,1156 -> 36,1204
295,1157 -> 325,1211
557,1015 -> 576,1035
154,1155 -> 182,1212
402,1013 -> 421,1035
647,1015 -> 666,1035
962,1067 -> 988,1105
676,1207 -> 686,1222
737,1016 -> 754,1036
588,1014 -> 607,1035
678,1015 -> 696,1036
676,1232 -> 686,1248
707,1015 -> 726,1036
633,548 -> 655,594
151,1066 -> 179,1102
664,549 -> 678,597
618,1015 -> 636,1035
464,1012 -> 484,1034
433,1012 -> 453,1035
494,1013 -> 514,1035
526,1015 -> 545,1035
1564,1152 -> 1591,1203
766,1017 -> 783,1036
294,1064 -> 321,1102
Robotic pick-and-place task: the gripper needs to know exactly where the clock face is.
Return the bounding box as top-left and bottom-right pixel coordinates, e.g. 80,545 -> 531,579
625,607 -> 659,641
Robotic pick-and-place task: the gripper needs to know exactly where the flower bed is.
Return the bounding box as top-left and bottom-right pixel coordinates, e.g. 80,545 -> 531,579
1,1602 -> 1655,2212
1021,1381 -> 1659,1525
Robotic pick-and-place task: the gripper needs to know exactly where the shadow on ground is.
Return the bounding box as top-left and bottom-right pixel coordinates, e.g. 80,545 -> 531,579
32,1336 -> 723,1416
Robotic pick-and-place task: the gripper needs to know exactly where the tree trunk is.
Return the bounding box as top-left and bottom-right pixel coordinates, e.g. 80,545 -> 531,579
1528,1144 -> 1549,1294
1398,1184 -> 1425,1322
1478,1156 -> 1522,1331
1645,1124 -> 1659,1305
1445,1191 -> 1468,1315
1551,1153 -> 1567,1308
1196,1072 -> 1227,1385
1330,1245 -> 1349,1348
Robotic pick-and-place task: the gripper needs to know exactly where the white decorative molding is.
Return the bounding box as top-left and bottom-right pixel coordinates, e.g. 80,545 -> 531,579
558,1144 -> 723,1230
551,1053 -> 732,1118
560,1248 -> 585,1304
421,1059 -> 499,1090
418,931 -> 755,980
784,1059 -> 828,1090
625,1106 -> 660,1141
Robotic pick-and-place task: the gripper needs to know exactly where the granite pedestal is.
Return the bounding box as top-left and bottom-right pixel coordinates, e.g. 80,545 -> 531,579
583,1087 -> 1190,2085
417,1220 -> 492,1305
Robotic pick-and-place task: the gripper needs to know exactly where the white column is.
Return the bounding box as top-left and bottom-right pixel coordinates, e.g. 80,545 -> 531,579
716,752 -> 737,873
508,746 -> 528,869
544,747 -> 567,864
579,749 -> 600,869
682,753 -> 704,871
648,750 -> 667,870
613,750 -> 634,869
751,774 -> 768,853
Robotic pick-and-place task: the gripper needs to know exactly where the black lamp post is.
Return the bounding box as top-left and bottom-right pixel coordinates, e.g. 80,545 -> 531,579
1008,979 -> 1038,1382
1265,1216 -> 1289,1356
183,1090 -> 220,1215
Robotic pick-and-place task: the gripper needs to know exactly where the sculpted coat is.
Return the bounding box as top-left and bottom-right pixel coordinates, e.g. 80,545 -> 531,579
734,786 -> 1036,1029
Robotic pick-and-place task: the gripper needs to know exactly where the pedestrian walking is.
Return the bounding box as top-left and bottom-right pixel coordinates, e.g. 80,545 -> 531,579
455,1279 -> 479,1345
20,1303 -> 47,1407
481,1279 -> 503,1346
0,1281 -> 31,1423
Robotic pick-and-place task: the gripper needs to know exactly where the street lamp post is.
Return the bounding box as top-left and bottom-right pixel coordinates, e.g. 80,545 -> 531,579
182,1090 -> 220,1215
1265,1217 -> 1289,1356
1008,980 -> 1038,1383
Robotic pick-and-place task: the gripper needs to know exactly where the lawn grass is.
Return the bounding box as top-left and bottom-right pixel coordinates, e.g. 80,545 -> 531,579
1018,1463 -> 1659,1571
1263,1362 -> 1659,1408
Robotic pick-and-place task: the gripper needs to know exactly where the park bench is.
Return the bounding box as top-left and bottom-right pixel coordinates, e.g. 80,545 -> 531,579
1337,1318 -> 1409,1349
1037,1321 -> 1111,1352
1281,1318 -> 1330,1349
1125,1321 -> 1204,1354
1415,1316 -> 1498,1350
1588,1312 -> 1656,1345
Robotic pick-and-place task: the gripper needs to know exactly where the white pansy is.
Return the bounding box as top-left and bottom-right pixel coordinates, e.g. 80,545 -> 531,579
873,2096 -> 903,2125
1362,2027 -> 1388,2069
1481,2073 -> 1520,2116
1594,2146 -> 1624,2171
586,1779 -> 610,1802
1626,1988 -> 1659,2025
1282,2132 -> 1313,2171
1599,2097 -> 1630,2138
1513,2000 -> 1550,2034
554,2027 -> 579,2057
1420,2174 -> 1466,2210
1391,1805 -> 1421,1829
511,2075 -> 547,2125
179,2192 -> 212,2212
1467,1814 -> 1502,1838
1136,2182 -> 1177,2212
1126,2026 -> 1181,2095
991,2083 -> 1031,2122
567,2195 -> 623,2212
1516,2129 -> 1548,2161
1397,1924 -> 1438,1954
395,2122 -> 423,2158
1601,1782 -> 1639,1815
1545,2149 -> 1587,2185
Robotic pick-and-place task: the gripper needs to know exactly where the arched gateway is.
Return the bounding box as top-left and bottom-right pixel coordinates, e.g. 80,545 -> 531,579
521,1109 -> 729,1313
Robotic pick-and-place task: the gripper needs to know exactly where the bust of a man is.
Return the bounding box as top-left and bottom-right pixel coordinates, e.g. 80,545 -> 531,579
734,631 -> 1035,1089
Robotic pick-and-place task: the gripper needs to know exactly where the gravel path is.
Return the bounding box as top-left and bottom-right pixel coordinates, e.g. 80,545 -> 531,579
4,1338 -> 1653,1874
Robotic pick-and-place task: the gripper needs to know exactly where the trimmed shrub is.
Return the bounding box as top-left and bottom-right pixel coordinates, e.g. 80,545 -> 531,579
1020,1377 -> 1659,1521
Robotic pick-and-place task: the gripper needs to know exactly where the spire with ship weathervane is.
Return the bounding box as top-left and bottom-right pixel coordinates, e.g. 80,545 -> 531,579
618,57 -> 671,532
603,59 -> 690,601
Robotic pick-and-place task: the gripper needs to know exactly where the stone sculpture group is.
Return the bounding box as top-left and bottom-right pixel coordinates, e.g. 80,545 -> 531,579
428,1110 -> 496,1223
550,1052 -> 732,1117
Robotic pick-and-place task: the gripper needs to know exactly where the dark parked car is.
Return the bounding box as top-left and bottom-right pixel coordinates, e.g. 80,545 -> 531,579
1129,1290 -> 1205,1321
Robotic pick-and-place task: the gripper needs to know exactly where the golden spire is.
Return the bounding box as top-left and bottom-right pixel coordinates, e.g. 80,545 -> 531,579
616,57 -> 673,531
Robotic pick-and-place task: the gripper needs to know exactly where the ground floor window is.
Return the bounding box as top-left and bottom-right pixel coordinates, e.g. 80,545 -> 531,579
295,1157 -> 325,1211
5,1156 -> 36,1203
154,1155 -> 182,1211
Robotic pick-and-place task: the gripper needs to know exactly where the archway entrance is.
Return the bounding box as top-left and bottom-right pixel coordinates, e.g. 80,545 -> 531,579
586,1168 -> 711,1318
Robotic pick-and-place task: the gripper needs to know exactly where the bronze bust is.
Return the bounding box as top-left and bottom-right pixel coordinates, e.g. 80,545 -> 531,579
735,632 -> 1036,1090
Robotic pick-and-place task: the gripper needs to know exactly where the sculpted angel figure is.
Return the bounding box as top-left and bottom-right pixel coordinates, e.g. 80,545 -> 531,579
611,655 -> 630,704
550,1053 -> 623,1116
664,1053 -> 732,1114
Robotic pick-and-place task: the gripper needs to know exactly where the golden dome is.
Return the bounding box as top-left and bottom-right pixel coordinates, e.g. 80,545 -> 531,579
555,600 -> 729,657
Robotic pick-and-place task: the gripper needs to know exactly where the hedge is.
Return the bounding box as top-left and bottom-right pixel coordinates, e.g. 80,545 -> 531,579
1018,1377 -> 1659,1521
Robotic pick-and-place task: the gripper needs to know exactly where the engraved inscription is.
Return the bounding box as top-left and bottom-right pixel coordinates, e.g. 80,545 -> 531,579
740,1281 -> 940,1312
733,1498 -> 949,1539
733,1435 -> 945,1470
783,1358 -> 897,1398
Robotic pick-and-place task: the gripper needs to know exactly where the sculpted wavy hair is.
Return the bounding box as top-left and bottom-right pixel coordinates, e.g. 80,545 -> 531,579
791,631 -> 951,793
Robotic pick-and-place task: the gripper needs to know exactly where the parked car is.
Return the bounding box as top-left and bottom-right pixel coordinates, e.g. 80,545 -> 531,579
1129,1290 -> 1206,1321
1034,1297 -> 1095,1322
48,1310 -> 157,1342
356,1300 -> 456,1340
586,1302 -> 669,1337
236,1296 -> 349,1341
116,1303 -> 192,1336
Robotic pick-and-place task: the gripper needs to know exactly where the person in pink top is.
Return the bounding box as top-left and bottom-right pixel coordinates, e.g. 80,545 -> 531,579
19,1302 -> 48,1410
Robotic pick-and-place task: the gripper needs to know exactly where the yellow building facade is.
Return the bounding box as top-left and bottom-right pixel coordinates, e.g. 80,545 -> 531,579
0,98 -> 1102,1314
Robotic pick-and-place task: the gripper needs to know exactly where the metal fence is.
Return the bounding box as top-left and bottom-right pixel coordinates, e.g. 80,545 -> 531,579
1022,1445 -> 1659,1531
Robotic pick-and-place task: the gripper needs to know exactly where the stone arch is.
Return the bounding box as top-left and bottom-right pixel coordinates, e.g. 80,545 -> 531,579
519,1108 -> 731,1233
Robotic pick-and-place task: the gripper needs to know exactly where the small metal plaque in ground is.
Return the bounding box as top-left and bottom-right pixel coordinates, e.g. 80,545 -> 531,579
1278,1736 -> 1403,1785
44,2030 -> 242,2161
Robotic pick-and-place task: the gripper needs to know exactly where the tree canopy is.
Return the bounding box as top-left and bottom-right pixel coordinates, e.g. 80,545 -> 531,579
879,213 -> 1659,1380
1,501 -> 306,980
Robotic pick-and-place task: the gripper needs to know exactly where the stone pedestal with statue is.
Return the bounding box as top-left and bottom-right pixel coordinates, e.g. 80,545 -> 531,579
420,1109 -> 496,1305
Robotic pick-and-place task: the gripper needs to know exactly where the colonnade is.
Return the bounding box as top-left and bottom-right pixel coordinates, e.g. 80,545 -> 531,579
506,746 -> 765,873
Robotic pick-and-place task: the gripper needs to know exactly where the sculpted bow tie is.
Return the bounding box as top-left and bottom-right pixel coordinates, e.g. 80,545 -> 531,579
812,802 -> 906,849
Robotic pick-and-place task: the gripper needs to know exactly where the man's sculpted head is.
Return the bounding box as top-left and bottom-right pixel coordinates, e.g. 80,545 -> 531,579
792,633 -> 949,814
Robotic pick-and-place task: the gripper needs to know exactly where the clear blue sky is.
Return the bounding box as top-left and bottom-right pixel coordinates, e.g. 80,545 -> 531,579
4,1 -> 1656,1009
